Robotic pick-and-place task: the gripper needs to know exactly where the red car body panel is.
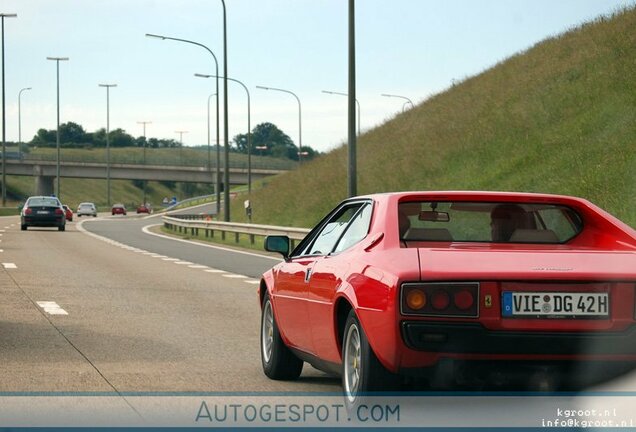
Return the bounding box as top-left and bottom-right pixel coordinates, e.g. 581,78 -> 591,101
261,191 -> 636,375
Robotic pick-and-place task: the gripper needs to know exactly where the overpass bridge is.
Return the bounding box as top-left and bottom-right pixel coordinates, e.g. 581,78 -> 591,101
3,159 -> 286,195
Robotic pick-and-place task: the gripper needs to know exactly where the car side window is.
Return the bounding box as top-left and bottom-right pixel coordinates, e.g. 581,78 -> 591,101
333,204 -> 372,253
298,204 -> 364,256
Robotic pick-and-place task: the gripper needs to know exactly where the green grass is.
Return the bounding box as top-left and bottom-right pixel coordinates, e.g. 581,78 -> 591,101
228,7 -> 636,229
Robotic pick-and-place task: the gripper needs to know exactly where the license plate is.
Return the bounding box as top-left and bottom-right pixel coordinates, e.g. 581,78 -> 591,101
502,292 -> 609,318
37,211 -> 49,214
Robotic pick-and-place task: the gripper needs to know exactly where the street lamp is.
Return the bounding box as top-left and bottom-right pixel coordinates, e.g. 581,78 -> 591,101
322,90 -> 360,136
381,93 -> 414,112
99,83 -> 116,207
1,13 -> 17,206
137,120 -> 151,205
196,73 -> 252,194
256,85 -> 303,164
146,33 -> 222,218
175,130 -> 188,165
18,86 -> 32,158
47,56 -> 69,201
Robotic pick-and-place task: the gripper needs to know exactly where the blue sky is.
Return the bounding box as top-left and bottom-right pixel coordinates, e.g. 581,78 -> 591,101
2,0 -> 634,152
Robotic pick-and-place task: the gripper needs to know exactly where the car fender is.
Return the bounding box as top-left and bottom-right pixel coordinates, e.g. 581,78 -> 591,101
334,271 -> 401,372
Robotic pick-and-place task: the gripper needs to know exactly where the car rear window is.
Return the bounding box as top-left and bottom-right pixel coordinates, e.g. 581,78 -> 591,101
398,201 -> 583,244
27,197 -> 60,207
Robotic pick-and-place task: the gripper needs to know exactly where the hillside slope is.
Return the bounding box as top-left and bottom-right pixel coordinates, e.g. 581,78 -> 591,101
233,7 -> 636,228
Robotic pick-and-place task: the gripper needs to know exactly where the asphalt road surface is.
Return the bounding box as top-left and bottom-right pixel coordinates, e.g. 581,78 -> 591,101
0,214 -> 339,394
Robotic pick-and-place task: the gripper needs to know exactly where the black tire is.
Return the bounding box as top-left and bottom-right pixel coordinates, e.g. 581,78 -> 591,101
21,224 -> 27,231
58,225 -> 65,232
342,310 -> 397,408
260,294 -> 303,380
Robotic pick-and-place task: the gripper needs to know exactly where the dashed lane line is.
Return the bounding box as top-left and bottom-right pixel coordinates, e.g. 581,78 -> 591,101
2,263 -> 17,269
76,219 -> 260,284
36,301 -> 68,316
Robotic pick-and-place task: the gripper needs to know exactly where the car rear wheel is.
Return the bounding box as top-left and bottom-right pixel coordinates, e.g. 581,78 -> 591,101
21,224 -> 27,231
342,310 -> 397,407
260,295 -> 303,380
58,225 -> 65,232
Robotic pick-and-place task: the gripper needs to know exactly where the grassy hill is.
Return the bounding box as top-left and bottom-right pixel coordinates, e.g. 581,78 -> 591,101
231,7 -> 636,228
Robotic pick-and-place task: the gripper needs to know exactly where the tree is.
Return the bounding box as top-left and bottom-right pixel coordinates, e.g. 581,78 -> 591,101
59,121 -> 87,144
233,122 -> 320,161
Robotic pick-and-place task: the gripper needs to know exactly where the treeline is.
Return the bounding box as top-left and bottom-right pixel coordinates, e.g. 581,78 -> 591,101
30,121 -> 320,161
31,122 -> 180,149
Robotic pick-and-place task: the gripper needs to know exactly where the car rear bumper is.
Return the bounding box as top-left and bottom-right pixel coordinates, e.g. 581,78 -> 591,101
401,321 -> 636,356
22,216 -> 64,227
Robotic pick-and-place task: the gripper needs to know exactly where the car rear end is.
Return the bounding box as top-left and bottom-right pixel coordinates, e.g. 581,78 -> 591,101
21,197 -> 66,231
393,195 -> 636,387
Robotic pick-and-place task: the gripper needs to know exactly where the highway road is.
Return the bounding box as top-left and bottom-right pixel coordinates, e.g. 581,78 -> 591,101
0,213 -> 339,395
2,212 -> 635,427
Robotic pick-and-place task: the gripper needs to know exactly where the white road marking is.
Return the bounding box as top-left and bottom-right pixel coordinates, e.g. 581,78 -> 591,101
2,263 -> 17,269
0,249 -> 3,252
188,264 -> 209,269
244,280 -> 260,285
204,269 -> 226,274
174,261 -> 193,265
222,274 -> 247,279
36,301 -> 68,316
162,258 -> 179,261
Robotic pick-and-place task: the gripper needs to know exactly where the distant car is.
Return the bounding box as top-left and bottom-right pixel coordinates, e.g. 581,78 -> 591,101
20,196 -> 66,231
62,205 -> 73,222
77,202 -> 97,217
111,204 -> 127,216
136,204 -> 151,214
260,191 -> 636,405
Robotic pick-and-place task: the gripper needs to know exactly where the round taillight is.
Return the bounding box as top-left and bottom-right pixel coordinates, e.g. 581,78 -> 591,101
406,289 -> 427,310
454,290 -> 474,310
431,290 -> 450,310
55,208 -> 64,215
24,208 -> 32,215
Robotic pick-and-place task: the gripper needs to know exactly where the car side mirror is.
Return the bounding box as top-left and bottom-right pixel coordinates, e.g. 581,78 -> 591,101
265,235 -> 290,260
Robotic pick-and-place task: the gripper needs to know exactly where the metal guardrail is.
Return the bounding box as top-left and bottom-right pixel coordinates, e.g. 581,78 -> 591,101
162,214 -> 310,247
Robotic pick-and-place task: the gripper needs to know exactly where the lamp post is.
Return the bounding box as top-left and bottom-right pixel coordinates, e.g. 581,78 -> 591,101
175,130 -> 188,165
381,93 -> 414,112
137,120 -> 151,205
322,90 -> 360,136
99,83 -> 116,207
18,87 -> 32,158
47,56 -> 69,200
196,73 -> 251,194
1,13 -> 17,207
221,0 -> 229,221
256,85 -> 302,164
146,33 -> 221,217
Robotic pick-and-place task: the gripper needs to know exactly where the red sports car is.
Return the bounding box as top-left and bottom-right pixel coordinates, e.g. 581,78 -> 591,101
260,191 -> 636,404
136,204 -> 151,214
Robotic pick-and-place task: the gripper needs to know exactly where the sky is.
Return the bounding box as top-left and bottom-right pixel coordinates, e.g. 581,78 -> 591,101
1,0 -> 635,152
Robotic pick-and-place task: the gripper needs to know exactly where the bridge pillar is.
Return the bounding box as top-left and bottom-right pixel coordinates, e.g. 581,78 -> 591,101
35,175 -> 55,196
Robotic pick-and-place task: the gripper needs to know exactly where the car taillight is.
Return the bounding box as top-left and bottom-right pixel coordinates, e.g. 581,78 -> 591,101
24,207 -> 32,215
401,282 -> 479,317
55,208 -> 64,215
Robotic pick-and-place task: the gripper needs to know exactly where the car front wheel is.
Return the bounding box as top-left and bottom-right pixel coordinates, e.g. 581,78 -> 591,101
260,295 -> 303,380
342,310 -> 396,407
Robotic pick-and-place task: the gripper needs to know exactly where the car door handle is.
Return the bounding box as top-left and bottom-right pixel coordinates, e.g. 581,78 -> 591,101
304,268 -> 312,283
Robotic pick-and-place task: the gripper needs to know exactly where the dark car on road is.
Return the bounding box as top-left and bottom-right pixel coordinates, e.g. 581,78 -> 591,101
21,196 -> 66,231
